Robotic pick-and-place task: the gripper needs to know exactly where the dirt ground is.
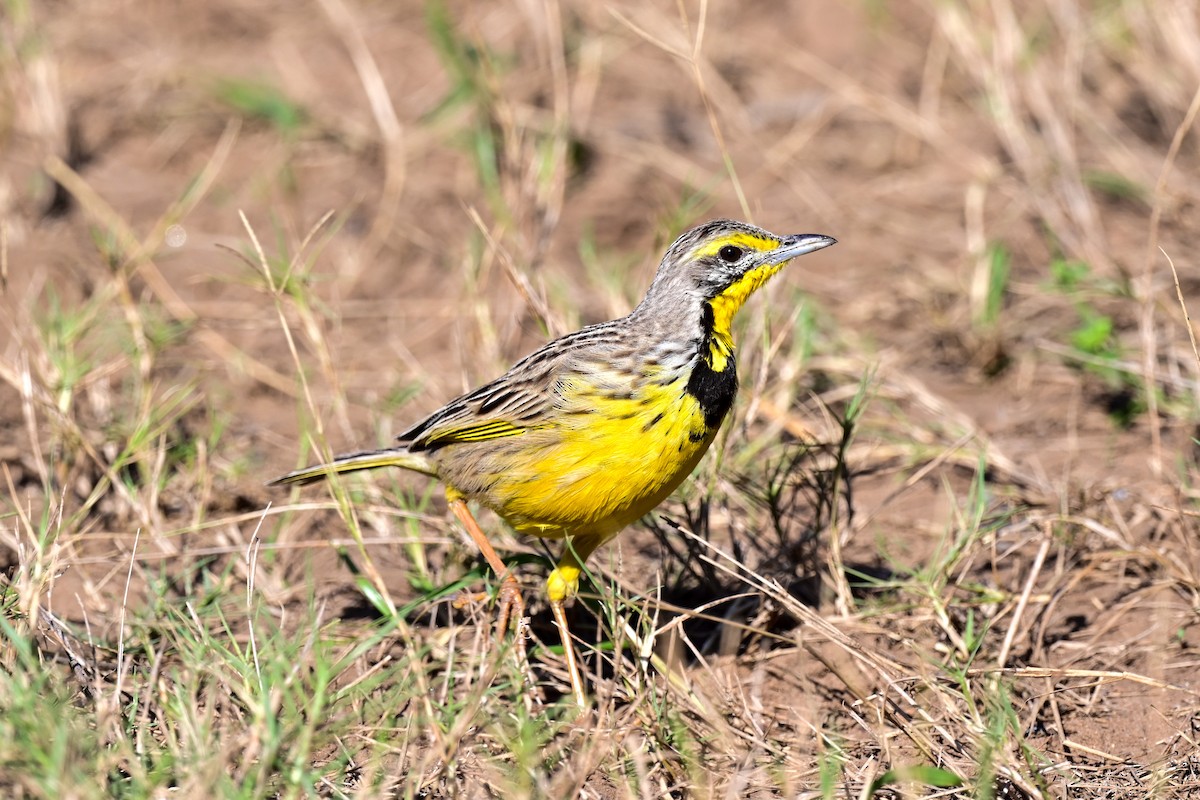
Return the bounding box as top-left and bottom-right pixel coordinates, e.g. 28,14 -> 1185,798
3,0 -> 1200,797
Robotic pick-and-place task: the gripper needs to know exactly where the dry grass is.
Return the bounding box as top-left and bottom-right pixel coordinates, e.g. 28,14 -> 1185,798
2,0 -> 1200,797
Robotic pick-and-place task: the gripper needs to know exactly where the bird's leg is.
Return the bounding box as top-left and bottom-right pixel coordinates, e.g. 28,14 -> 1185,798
549,597 -> 583,708
449,497 -> 525,642
545,533 -> 604,708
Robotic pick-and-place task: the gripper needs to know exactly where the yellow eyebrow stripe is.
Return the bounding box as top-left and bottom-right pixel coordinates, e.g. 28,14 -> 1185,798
689,232 -> 780,260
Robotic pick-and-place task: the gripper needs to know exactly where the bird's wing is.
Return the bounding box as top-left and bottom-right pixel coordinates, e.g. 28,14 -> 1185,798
397,320 -> 625,451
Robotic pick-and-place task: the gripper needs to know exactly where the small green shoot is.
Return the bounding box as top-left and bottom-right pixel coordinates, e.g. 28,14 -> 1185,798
213,77 -> 306,136
1083,169 -> 1148,205
866,764 -> 964,797
974,242 -> 1011,329
1045,258 -> 1148,424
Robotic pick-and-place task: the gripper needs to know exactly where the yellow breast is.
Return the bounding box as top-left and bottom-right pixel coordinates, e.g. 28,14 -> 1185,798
474,373 -> 718,539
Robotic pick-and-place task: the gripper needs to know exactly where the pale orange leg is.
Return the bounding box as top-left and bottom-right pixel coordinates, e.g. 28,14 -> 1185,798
546,533 -> 605,708
550,598 -> 586,708
449,498 -> 525,641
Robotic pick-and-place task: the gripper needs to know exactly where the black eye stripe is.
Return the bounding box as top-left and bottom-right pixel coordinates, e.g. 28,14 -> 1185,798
718,245 -> 742,263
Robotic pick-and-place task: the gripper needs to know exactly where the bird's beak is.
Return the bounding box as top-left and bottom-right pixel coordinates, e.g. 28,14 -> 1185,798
763,234 -> 838,265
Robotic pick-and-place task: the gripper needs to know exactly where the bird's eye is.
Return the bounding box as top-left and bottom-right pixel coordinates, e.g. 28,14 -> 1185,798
718,245 -> 743,263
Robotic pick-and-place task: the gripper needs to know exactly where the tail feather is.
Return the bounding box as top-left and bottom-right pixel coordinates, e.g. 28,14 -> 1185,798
268,448 -> 436,487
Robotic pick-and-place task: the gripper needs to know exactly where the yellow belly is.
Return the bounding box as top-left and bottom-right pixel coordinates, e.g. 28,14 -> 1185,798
448,378 -> 717,540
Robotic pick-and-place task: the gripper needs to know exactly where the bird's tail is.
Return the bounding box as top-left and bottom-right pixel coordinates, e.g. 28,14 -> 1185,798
268,447 -> 436,487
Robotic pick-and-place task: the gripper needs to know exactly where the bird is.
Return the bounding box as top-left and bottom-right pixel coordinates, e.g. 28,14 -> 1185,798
270,219 -> 837,705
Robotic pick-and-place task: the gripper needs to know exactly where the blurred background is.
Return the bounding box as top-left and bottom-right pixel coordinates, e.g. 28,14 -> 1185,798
2,0 -> 1199,796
